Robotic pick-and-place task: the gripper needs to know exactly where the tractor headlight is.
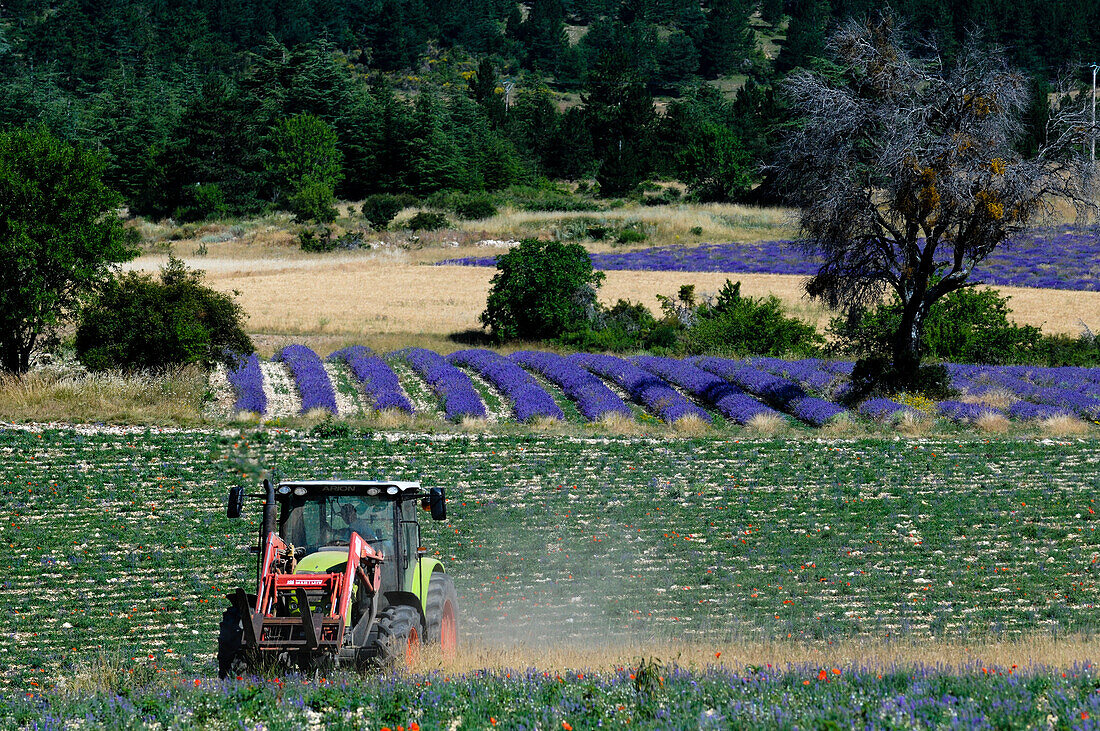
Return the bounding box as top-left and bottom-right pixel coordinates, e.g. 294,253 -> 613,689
367,487 -> 382,496
277,486 -> 291,496
293,486 -> 308,496
386,486 -> 399,495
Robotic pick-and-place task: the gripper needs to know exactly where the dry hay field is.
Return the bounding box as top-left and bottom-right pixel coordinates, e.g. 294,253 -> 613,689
129,200 -> 1100,354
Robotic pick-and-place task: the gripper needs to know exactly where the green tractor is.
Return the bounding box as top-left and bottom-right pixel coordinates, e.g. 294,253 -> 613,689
218,479 -> 458,677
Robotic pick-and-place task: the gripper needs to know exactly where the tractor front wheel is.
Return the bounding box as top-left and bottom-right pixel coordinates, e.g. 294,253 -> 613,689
217,606 -> 252,679
425,573 -> 459,657
371,604 -> 421,669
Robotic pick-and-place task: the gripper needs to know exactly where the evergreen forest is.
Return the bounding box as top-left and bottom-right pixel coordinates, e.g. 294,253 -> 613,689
2,0 -> 1097,219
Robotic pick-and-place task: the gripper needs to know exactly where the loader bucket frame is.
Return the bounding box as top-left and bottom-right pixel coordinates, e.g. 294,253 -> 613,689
232,531 -> 384,654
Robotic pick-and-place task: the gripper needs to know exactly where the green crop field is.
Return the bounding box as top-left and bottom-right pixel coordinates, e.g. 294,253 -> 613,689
3,426 -> 1098,698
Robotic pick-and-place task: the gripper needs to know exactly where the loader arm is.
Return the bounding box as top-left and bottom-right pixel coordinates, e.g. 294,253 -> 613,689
234,531 -> 384,654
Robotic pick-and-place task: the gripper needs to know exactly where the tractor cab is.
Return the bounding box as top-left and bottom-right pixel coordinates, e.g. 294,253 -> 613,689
272,481 -> 434,596
220,479 -> 455,677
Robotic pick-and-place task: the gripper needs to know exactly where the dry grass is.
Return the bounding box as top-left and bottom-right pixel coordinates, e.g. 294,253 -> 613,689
745,412 -> 786,434
975,412 -> 1012,433
1038,414 -> 1091,436
596,412 -> 645,436
0,368 -> 206,424
410,634 -> 1100,675
960,387 -> 1018,410
894,411 -> 934,436
127,252 -> 1097,345
671,413 -> 710,434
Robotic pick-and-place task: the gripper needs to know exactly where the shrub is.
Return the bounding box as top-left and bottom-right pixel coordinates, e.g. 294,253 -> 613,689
407,211 -> 450,231
288,180 -> 338,224
362,194 -> 409,230
75,256 -> 253,371
453,195 -> 499,220
481,239 -> 605,342
615,228 -> 647,244
298,227 -> 335,252
846,356 -> 954,401
829,287 -> 1042,365
559,299 -> 679,352
676,280 -> 824,357
1032,330 -> 1100,367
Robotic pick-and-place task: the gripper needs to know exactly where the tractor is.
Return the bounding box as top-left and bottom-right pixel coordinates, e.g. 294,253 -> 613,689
218,479 -> 458,678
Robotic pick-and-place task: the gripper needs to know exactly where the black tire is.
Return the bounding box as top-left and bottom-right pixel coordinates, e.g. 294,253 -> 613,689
425,572 -> 459,652
369,604 -> 421,668
217,606 -> 256,679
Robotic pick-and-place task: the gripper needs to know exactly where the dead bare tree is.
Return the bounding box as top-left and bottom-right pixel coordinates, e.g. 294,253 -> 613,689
775,14 -> 1097,389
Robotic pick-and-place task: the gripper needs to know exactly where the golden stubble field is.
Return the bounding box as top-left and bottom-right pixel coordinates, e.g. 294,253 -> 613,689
129,251 -> 1100,355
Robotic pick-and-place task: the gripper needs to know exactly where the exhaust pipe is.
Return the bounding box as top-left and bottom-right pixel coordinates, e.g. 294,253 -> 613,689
257,479 -> 276,585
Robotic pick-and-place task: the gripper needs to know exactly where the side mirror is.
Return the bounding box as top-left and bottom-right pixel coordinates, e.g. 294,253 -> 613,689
227,486 -> 244,519
429,487 -> 446,521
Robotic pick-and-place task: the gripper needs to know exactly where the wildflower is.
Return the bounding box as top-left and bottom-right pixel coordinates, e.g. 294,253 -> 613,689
818,670 -> 827,681
563,723 -> 573,731
832,668 -> 841,675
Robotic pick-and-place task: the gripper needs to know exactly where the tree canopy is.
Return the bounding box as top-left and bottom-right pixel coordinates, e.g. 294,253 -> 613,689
0,126 -> 137,374
776,15 -> 1097,387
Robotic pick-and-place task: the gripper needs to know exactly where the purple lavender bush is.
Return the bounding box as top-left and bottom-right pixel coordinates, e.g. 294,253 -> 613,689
938,400 -> 1000,422
393,347 -> 486,421
227,353 -> 267,415
448,349 -> 563,422
329,346 -> 413,414
695,357 -> 847,426
857,397 -> 915,421
632,355 -> 777,424
572,353 -> 711,423
273,345 -> 338,415
510,350 -> 633,422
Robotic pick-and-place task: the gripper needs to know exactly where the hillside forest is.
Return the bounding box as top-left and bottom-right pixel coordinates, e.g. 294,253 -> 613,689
1,0 -> 1098,219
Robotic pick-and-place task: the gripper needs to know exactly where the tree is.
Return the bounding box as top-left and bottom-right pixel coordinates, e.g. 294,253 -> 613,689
481,239 -> 605,341
701,0 -> 755,77
775,16 -> 1097,389
266,113 -> 343,223
776,0 -> 830,73
0,126 -> 137,374
583,49 -> 657,196
75,256 -> 253,371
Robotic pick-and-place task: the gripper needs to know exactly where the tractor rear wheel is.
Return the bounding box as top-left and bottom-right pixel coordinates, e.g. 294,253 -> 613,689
217,606 -> 252,679
370,604 -> 421,668
425,573 -> 458,656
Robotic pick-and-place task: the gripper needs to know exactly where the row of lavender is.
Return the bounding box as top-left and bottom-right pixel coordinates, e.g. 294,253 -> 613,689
225,346 -> 1100,426
439,225 -> 1100,292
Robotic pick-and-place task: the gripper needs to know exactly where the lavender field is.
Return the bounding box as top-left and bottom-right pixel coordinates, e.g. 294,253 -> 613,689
211,346 -> 1100,430
439,225 -> 1100,292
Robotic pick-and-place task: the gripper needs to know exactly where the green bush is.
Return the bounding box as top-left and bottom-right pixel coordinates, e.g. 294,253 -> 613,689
559,299 -> 679,352
288,180 -> 338,224
846,356 -> 954,401
829,287 -> 1042,364
75,257 -> 253,371
676,280 -> 824,357
453,195 -> 499,220
1031,331 -> 1100,366
615,228 -> 647,244
298,226 -> 335,252
481,239 -> 605,342
361,194 -> 410,230
407,211 -> 450,231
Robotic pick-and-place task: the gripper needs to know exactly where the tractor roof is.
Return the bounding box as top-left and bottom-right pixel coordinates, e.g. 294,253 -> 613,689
279,480 -> 421,489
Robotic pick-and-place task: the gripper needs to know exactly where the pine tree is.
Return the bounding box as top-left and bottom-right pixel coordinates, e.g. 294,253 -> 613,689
583,49 -> 656,195
701,0 -> 755,77
776,0 -> 831,73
